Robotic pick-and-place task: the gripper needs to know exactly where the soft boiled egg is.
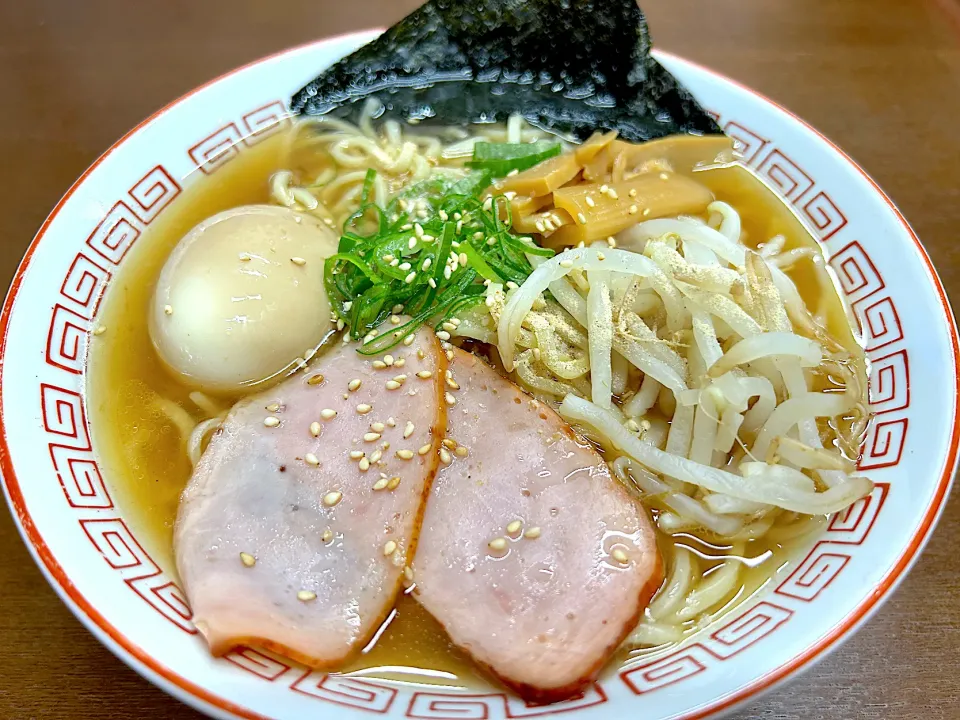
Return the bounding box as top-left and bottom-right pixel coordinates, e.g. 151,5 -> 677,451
150,204 -> 338,393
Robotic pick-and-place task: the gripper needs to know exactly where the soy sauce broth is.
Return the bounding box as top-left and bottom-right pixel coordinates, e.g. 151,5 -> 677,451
86,129 -> 858,690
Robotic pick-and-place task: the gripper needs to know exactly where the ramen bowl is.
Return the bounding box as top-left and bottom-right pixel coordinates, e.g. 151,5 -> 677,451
1,30 -> 957,720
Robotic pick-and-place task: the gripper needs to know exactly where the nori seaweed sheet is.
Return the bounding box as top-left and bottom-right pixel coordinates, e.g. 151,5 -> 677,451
290,0 -> 722,142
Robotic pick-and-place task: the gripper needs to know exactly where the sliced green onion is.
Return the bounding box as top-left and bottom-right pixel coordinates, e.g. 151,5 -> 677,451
325,160 -> 556,351
467,141 -> 562,176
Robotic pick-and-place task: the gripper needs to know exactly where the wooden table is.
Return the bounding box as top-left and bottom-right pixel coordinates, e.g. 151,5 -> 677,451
1,1 -> 958,717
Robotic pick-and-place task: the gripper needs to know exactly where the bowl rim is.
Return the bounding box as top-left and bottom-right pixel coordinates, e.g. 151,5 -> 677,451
1,30 -> 957,720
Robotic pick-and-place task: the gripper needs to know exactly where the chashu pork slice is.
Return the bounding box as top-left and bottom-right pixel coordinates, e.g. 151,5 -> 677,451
413,348 -> 662,704
175,327 -> 446,667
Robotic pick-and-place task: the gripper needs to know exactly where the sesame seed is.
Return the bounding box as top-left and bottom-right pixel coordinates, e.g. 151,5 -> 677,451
408,237 -> 417,250
446,349 -> 454,361
455,446 -> 469,457
436,330 -> 451,341
535,219 -> 546,233
322,529 -> 333,542
560,259 -> 573,268
387,476 -> 401,490
398,262 -> 412,272
404,566 -> 415,582
291,256 -> 306,266
414,223 -> 424,238
357,403 -> 373,414
390,258 -> 400,267
263,416 -> 280,428
320,408 -> 337,420
428,278 -> 437,288
403,421 -> 415,438
387,417 -> 396,427
364,432 -> 381,442
396,449 -> 414,460
405,271 -> 417,284
266,402 -> 280,412
418,444 -> 432,455
93,325 -> 107,336
585,196 -> 596,207
443,267 -> 452,280
629,188 -> 638,198
358,457 -> 370,471
629,204 -> 638,215
446,377 -> 460,390
371,422 -> 386,433
372,360 -> 387,369
239,252 -> 251,261
607,236 -> 617,248
445,392 -> 457,406
349,450 -> 365,460
598,252 -> 606,261
439,448 -> 453,465
305,453 -> 320,466
524,526 -> 542,539
643,208 -> 651,216
373,477 -> 389,491
164,304 -> 174,316
370,449 -> 383,463
600,184 -> 609,193
403,334 -> 415,346
442,438 -> 458,449
458,253 -> 468,267
416,370 -> 433,379
612,548 -> 630,564
297,590 -> 318,602
390,315 -> 402,325
439,209 -> 449,221
488,537 -> 508,552
348,379 -> 362,392
608,189 -> 619,199
239,552 -> 256,567
383,540 -> 398,556
660,172 -> 670,181
392,375 -> 407,384
323,491 -> 342,507
506,520 -> 522,536
422,258 -> 433,271
386,380 -> 402,390
310,421 -> 322,437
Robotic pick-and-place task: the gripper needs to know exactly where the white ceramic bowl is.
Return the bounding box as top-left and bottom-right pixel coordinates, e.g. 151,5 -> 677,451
1,30 -> 957,720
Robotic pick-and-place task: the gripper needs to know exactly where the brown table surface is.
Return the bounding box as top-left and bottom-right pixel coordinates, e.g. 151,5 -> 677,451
1,0 -> 959,718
